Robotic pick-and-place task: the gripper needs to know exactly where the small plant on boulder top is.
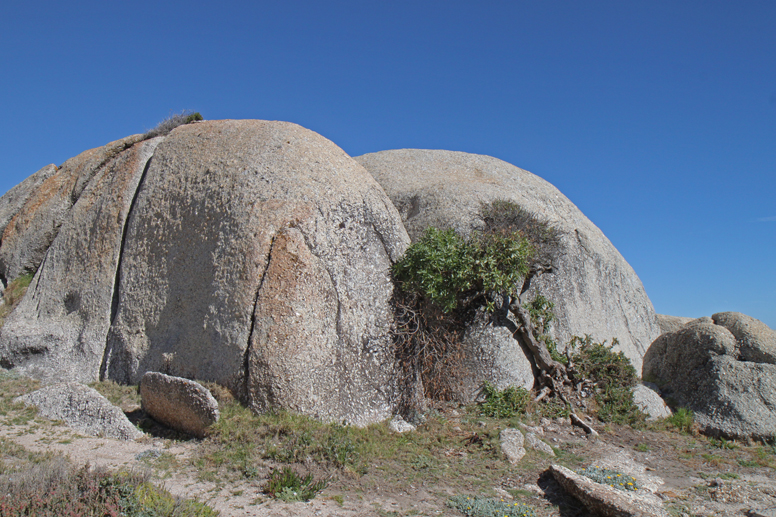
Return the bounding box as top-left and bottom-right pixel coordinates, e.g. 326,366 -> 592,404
578,465 -> 640,492
144,110 -> 204,139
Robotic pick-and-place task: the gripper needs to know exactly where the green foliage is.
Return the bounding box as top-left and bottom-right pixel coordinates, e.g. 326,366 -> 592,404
569,335 -> 645,426
0,273 -> 34,328
447,495 -> 536,517
665,407 -> 695,434
144,110 -> 204,139
263,467 -> 328,502
480,382 -> 530,418
578,465 -> 640,492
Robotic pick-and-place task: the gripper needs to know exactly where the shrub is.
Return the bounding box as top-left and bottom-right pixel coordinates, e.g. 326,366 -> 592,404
263,467 -> 328,502
480,382 -> 530,418
448,495 -> 536,517
569,335 -> 645,426
577,465 -> 640,492
144,110 -> 203,139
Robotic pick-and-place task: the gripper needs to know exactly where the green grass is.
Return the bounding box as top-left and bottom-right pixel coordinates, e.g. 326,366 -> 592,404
0,273 -> 34,328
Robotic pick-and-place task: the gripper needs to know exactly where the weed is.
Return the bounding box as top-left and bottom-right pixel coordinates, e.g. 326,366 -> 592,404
634,443 -> 650,452
665,408 -> 695,434
263,467 -> 328,502
144,110 -> 203,139
448,495 -> 536,517
702,453 -> 724,466
480,382 -> 530,418
708,437 -> 738,450
578,465 -> 639,492
0,273 -> 34,328
89,379 -> 140,408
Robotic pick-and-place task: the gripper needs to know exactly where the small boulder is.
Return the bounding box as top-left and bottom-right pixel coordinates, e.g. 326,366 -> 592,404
712,312 -> 776,364
140,372 -> 219,438
14,382 -> 142,441
525,431 -> 555,456
632,383 -> 672,421
549,464 -> 669,517
500,428 -> 526,464
388,415 -> 416,433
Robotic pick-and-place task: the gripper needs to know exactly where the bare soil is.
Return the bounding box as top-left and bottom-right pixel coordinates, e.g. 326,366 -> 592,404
2,385 -> 775,517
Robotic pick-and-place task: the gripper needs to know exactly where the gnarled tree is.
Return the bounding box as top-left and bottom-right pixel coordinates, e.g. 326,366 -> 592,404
393,200 -> 598,434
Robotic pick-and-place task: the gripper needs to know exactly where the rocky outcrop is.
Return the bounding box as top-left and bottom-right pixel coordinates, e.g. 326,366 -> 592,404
15,382 -> 142,440
656,314 -> 694,335
356,150 -> 660,390
549,464 -> 669,517
0,135 -> 143,282
140,372 -> 219,438
0,120 -> 410,427
643,315 -> 776,440
0,164 -> 58,248
0,137 -> 162,383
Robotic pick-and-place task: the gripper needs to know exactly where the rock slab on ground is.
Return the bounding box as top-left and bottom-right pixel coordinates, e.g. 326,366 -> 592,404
549,464 -> 669,517
140,372 -> 219,438
14,382 -> 142,441
643,315 -> 776,440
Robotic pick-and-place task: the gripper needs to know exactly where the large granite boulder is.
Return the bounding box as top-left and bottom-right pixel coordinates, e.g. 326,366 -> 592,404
0,120 -> 410,427
356,149 -> 660,398
0,137 -> 162,382
643,315 -> 776,440
656,314 -> 694,335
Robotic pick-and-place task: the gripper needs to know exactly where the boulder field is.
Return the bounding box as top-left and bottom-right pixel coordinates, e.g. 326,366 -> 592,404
0,119 -> 661,425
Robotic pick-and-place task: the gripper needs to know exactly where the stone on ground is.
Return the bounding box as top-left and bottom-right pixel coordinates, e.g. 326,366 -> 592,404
632,383 -> 672,421
140,372 -> 219,438
14,382 -> 142,441
500,428 -> 526,464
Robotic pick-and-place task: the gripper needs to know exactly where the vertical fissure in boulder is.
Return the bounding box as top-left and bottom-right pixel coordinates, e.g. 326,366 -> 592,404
99,153 -> 155,380
242,231 -> 279,403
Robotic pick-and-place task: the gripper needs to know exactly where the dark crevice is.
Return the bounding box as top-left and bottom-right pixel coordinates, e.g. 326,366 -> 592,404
99,152 -> 154,381
242,232 -> 279,404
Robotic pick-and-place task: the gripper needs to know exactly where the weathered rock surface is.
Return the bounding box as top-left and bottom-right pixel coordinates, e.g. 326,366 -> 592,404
0,135 -> 142,282
632,382 -> 672,421
549,464 -> 669,517
14,382 -> 142,440
0,164 -> 58,247
102,120 -> 409,426
140,372 -> 219,438
500,428 -> 526,464
643,315 -> 776,440
525,431 -> 555,456
656,314 -> 694,335
712,311 -> 776,364
388,415 -> 416,433
0,120 -> 410,427
356,150 -> 660,388
0,138 -> 162,383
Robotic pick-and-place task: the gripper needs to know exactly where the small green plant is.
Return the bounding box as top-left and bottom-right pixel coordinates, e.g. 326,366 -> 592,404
0,273 -> 34,328
448,495 -> 536,517
569,335 -> 645,426
665,408 -> 695,434
578,465 -> 640,492
708,437 -> 738,450
144,110 -> 204,139
480,382 -> 530,418
263,467 -> 328,502
634,443 -> 650,452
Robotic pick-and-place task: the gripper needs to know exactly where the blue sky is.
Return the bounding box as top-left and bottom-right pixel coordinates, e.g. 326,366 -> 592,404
2,1 -> 774,328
